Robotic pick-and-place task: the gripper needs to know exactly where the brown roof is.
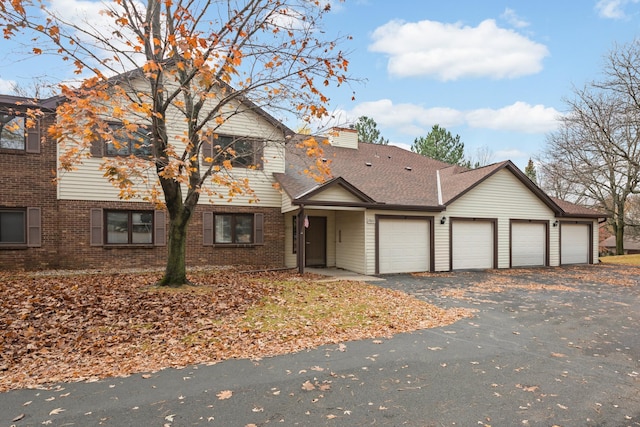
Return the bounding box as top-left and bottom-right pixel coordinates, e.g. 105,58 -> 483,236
276,140 -> 607,219
551,197 -> 606,218
276,141 -> 450,209
601,235 -> 640,250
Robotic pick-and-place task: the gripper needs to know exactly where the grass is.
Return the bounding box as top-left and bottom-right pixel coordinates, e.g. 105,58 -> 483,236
599,254 -> 640,265
0,269 -> 472,391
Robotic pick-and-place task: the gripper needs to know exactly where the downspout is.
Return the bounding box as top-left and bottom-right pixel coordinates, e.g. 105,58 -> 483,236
297,204 -> 305,274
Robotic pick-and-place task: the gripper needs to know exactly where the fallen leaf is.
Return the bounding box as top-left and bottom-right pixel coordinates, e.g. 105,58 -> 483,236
165,414 -> 175,421
327,414 -> 337,419
49,408 -> 65,415
216,390 -> 233,400
12,414 -> 25,422
301,380 -> 316,391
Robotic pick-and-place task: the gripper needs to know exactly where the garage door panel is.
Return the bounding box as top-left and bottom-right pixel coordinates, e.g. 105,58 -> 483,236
512,222 -> 546,267
379,219 -> 429,274
561,224 -> 589,264
452,221 -> 493,270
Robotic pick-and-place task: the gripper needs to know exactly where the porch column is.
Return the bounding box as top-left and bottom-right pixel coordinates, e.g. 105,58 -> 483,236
297,204 -> 306,274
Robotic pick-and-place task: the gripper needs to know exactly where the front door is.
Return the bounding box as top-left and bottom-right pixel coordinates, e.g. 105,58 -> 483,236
305,216 -> 326,267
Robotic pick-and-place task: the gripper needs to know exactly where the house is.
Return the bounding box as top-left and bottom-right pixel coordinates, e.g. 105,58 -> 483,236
276,128 -> 604,274
0,93 -> 604,273
600,235 -> 640,255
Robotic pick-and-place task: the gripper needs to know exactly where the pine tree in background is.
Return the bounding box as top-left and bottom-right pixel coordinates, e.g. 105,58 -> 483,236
525,158 -> 538,184
354,116 -> 389,144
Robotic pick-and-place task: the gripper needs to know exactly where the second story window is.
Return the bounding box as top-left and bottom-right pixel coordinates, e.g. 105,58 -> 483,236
0,114 -> 25,150
202,134 -> 263,169
104,123 -> 152,158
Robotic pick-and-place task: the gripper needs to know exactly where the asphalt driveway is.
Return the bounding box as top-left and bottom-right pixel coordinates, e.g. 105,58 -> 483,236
1,264 -> 639,426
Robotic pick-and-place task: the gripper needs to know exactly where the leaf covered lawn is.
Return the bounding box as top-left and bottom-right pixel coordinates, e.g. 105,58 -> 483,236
0,268 -> 471,392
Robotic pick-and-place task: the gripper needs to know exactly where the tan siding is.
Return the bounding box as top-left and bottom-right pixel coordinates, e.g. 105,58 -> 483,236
335,211 -> 366,273
57,82 -> 285,207
308,186 -> 364,203
437,169 -> 557,271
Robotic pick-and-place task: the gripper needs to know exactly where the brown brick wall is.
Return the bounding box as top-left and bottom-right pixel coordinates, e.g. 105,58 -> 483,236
0,106 -> 286,272
0,111 -> 60,270
55,200 -> 285,270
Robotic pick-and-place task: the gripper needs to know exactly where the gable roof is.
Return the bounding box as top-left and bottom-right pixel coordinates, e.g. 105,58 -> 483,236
275,141 -> 450,210
276,138 -> 606,219
439,160 -> 563,214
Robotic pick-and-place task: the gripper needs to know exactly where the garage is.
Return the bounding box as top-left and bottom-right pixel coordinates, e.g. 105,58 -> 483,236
378,218 -> 430,274
452,220 -> 495,270
561,223 -> 591,264
511,222 -> 547,267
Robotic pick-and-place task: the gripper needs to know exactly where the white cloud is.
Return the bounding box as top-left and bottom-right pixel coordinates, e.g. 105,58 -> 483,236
349,99 -> 464,129
595,0 -> 640,19
465,101 -> 561,133
369,18 -> 549,81
501,8 -> 530,28
335,99 -> 560,136
494,148 -> 528,160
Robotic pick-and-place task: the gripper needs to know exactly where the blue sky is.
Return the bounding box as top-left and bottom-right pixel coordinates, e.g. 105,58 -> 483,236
2,0 -> 640,169
316,0 -> 640,168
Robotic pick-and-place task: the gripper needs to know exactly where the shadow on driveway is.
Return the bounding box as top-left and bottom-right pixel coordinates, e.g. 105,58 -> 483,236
1,264 -> 639,426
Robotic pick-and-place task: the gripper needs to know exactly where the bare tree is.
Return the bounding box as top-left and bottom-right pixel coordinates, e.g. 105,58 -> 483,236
540,44 -> 640,254
1,0 -> 352,285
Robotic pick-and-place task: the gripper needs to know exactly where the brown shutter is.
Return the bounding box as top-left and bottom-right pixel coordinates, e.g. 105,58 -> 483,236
203,211 -> 214,246
254,139 -> 264,170
154,210 -> 166,246
25,119 -> 41,153
90,208 -> 103,246
26,207 -> 41,247
89,135 -> 104,157
254,213 -> 264,245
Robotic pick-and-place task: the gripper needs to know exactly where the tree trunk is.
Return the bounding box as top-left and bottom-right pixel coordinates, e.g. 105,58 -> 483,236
158,213 -> 190,286
157,175 -> 196,286
615,221 -> 625,255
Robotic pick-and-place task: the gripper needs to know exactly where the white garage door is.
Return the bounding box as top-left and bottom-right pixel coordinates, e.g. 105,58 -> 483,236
452,220 -> 494,270
561,223 -> 590,264
379,219 -> 429,274
512,222 -> 546,267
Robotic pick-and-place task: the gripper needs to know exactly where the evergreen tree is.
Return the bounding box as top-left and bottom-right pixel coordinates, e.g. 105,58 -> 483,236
411,125 -> 466,166
525,158 -> 538,183
354,116 -> 389,144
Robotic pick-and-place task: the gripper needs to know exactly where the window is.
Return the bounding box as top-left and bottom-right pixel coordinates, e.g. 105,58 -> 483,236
105,210 -> 153,244
202,134 -> 263,168
0,207 -> 41,247
0,209 -> 25,244
215,214 -> 253,244
202,212 -> 264,246
0,114 -> 25,150
104,123 -> 152,158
